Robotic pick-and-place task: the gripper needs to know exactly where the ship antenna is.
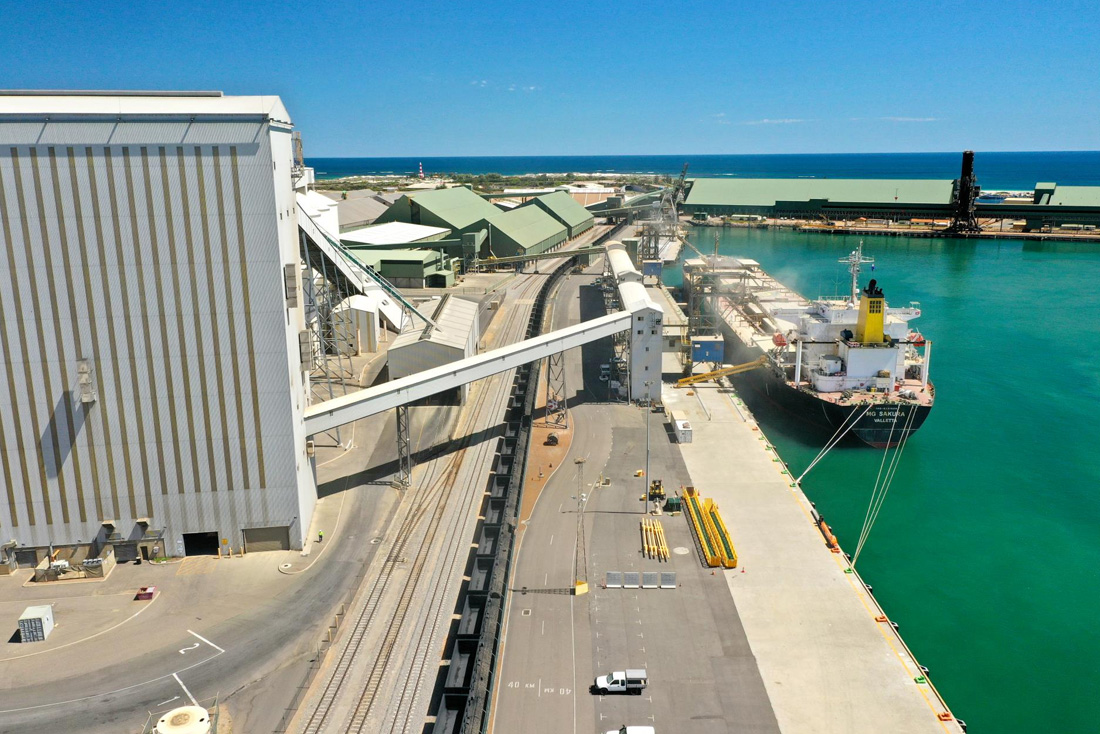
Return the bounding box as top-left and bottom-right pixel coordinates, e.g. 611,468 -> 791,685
839,241 -> 874,306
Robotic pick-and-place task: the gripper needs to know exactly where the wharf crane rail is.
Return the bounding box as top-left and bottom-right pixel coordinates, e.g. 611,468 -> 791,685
676,356 -> 769,387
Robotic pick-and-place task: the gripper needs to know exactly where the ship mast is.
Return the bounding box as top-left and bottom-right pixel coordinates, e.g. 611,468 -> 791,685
839,241 -> 874,306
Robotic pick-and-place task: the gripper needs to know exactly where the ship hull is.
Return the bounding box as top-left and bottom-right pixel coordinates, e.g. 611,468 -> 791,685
719,325 -> 932,448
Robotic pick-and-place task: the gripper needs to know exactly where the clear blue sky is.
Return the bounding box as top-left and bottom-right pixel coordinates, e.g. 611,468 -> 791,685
3,1 -> 1097,156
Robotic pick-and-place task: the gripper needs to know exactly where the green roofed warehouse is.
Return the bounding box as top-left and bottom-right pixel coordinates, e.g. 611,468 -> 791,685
482,205 -> 567,258
522,191 -> 595,239
683,178 -> 958,220
375,186 -> 502,237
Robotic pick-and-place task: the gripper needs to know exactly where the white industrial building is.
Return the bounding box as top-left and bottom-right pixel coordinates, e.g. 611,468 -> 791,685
604,241 -> 664,401
388,296 -> 480,403
0,91 -> 316,558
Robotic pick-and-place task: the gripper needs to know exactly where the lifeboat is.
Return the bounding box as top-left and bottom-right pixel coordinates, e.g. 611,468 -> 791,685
910,332 -> 926,347
772,332 -> 788,347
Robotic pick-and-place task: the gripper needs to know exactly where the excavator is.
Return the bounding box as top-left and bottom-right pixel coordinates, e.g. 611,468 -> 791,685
676,355 -> 769,388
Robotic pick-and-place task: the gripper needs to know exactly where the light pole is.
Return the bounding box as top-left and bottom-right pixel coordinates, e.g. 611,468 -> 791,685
643,379 -> 653,515
574,457 -> 588,594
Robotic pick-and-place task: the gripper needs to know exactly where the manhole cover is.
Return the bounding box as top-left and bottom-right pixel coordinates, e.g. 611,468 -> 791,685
280,563 -> 293,569
672,546 -> 691,556
521,609 -> 532,617
370,537 -> 382,544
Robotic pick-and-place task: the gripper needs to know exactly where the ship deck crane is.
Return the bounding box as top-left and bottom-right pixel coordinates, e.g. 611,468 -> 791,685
676,356 -> 769,387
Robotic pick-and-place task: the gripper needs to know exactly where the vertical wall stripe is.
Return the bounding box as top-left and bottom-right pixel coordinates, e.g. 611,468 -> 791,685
30,149 -> 77,525
194,148 -> 235,492
68,148 -> 111,523
176,147 -> 217,501
48,148 -> 92,524
0,167 -> 26,527
229,147 -> 267,488
10,149 -> 53,525
212,148 -> 250,489
89,148 -> 130,521
160,147 -> 203,498
140,147 -> 187,496
114,147 -> 155,517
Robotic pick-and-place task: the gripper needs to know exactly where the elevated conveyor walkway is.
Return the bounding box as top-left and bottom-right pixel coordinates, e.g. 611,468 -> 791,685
304,311 -> 633,435
297,197 -> 433,329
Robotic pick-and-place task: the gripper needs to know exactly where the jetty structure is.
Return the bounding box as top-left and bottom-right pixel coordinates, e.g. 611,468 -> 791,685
682,150 -> 1100,234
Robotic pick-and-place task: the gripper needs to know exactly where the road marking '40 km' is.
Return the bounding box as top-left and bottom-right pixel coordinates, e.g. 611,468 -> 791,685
504,681 -> 572,695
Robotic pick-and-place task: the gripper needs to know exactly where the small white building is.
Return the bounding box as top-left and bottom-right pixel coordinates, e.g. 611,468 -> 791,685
616,281 -> 664,401
388,296 -> 480,403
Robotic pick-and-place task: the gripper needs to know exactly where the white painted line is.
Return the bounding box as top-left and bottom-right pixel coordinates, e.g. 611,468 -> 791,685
156,695 -> 180,707
549,534 -> 554,546
0,591 -> 162,663
173,673 -> 197,706
538,677 -> 542,699
187,629 -> 225,653
0,648 -> 223,714
541,620 -> 545,636
179,643 -> 200,655
544,572 -> 548,586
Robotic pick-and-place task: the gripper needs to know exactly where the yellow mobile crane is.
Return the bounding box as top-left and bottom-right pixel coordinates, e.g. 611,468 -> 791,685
676,356 -> 769,388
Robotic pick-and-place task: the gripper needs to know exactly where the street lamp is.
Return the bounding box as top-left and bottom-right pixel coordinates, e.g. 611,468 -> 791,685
574,457 -> 589,594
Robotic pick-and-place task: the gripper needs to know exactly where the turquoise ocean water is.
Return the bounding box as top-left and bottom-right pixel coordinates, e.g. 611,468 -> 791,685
317,152 -> 1100,730
674,227 -> 1100,734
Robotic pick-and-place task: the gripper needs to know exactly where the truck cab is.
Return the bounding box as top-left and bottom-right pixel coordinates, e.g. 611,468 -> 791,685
593,668 -> 648,695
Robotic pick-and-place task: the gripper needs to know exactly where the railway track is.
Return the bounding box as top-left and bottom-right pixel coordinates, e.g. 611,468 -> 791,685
297,267 -> 562,734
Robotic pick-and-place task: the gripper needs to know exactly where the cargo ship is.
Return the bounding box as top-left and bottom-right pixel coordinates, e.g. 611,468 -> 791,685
684,244 -> 934,447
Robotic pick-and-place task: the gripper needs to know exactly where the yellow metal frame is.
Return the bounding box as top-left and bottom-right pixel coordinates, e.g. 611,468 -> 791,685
682,486 -> 738,568
676,356 -> 769,388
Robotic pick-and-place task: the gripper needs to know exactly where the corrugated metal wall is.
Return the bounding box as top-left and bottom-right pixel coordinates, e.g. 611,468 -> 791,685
0,120 -> 305,550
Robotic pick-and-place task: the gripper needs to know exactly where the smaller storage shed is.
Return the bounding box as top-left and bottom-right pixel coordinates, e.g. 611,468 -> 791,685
388,296 -> 480,403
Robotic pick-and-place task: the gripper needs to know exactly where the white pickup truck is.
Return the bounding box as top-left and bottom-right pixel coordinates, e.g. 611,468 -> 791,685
593,668 -> 648,695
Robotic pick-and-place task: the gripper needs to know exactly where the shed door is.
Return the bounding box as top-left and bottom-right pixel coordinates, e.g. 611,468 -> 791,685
243,526 -> 291,553
114,542 -> 139,562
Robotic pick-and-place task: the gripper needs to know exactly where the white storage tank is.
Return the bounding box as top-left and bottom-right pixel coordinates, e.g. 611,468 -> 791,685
155,705 -> 212,734
18,605 -> 54,642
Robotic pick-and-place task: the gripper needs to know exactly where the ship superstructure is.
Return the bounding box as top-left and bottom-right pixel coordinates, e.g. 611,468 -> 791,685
683,243 -> 934,447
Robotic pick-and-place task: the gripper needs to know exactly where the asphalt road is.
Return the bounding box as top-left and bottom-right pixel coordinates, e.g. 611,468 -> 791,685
490,270 -> 781,734
0,398 -> 465,734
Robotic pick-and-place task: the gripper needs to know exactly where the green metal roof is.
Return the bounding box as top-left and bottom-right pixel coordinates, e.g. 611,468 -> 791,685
528,191 -> 594,229
685,178 -> 956,207
343,248 -> 441,266
1046,185 -> 1100,207
405,187 -> 500,230
486,206 -> 567,250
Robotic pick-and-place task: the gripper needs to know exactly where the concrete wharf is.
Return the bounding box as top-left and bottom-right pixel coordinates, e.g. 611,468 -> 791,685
661,381 -> 961,734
